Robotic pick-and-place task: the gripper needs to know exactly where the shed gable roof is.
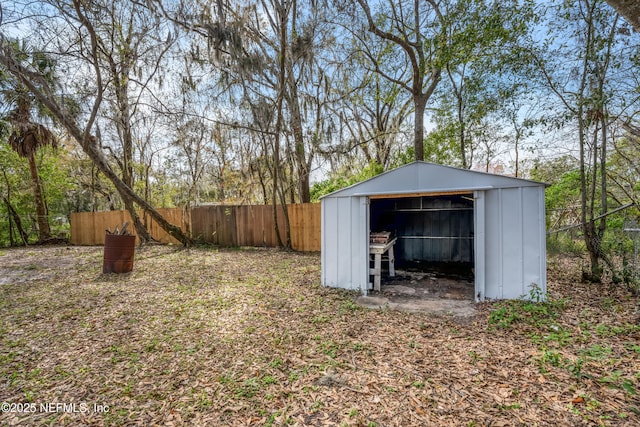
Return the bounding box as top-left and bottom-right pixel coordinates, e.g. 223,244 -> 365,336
321,161 -> 545,198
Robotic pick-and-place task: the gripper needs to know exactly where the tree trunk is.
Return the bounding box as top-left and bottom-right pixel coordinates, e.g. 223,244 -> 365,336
272,5 -> 286,249
414,95 -> 427,161
122,196 -> 152,243
27,152 -> 52,241
270,0 -> 292,249
113,62 -> 154,243
286,69 -> 311,203
458,99 -> 468,169
3,196 -> 29,246
605,0 -> 640,32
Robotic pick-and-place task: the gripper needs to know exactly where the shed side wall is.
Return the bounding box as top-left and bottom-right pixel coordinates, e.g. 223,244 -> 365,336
522,186 -> 547,296
321,197 -> 367,291
483,187 -> 546,300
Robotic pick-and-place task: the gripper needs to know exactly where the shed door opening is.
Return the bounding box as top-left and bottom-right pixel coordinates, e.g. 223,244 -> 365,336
369,193 -> 474,300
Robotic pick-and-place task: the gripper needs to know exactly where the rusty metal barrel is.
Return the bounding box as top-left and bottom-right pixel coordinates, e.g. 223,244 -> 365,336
103,234 -> 136,273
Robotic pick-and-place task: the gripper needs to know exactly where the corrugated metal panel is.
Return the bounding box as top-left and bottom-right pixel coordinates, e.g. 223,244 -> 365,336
352,197 -> 369,294
501,188 -> 525,299
388,197 -> 474,263
474,191 -> 486,301
321,196 -> 369,292
322,197 -> 365,291
336,197 -> 354,288
482,187 -> 546,300
522,186 -> 547,297
321,201 -> 328,285
484,189 -> 502,299
321,197 -> 337,287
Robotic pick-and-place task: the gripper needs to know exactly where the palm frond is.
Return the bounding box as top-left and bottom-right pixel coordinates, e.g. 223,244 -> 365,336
8,122 -> 57,157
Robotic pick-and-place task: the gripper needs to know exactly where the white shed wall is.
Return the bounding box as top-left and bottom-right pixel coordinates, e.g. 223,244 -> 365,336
482,187 -> 546,300
321,196 -> 368,292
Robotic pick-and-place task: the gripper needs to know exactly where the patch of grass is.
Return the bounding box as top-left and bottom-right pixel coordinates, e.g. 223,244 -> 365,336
488,287 -> 566,330
264,410 -> 282,427
468,350 -> 483,364
580,344 -> 612,360
121,381 -> 134,397
311,315 -> 331,324
534,348 -> 563,373
534,348 -> 590,379
236,378 -> 260,399
624,342 -> 640,353
262,375 -> 277,385
195,389 -> 213,409
288,370 -> 301,382
595,323 -> 640,337
599,371 -> 638,396
310,400 -> 324,412
599,297 -> 617,311
488,304 -> 521,328
269,358 -> 284,369
144,337 -> 161,353
338,299 -> 360,314
317,338 -> 339,358
497,403 -> 521,411
564,357 -> 585,379
530,325 -> 574,347
218,373 -> 234,385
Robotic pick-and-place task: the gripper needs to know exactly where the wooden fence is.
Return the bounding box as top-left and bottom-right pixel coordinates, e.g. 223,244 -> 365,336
70,208 -> 188,246
70,203 -> 321,252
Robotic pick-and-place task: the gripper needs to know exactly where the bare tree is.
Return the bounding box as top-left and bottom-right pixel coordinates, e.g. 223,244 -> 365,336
531,0 -> 634,281
332,46 -> 412,169
0,1 -> 191,245
72,0 -> 180,242
353,0 -> 446,161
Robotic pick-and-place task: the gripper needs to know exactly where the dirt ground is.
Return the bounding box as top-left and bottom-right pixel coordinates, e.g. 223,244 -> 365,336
1,245 -> 639,426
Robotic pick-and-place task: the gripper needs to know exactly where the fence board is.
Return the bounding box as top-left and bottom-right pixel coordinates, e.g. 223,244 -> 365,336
190,205 -> 237,246
71,203 -> 321,251
71,209 -> 184,245
190,206 -> 215,243
289,203 -> 321,252
237,205 -> 265,246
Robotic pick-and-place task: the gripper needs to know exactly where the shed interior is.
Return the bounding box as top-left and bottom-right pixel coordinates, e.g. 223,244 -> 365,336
369,194 -> 475,300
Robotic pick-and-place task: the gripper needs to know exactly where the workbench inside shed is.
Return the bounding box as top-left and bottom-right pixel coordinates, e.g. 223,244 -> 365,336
369,232 -> 396,292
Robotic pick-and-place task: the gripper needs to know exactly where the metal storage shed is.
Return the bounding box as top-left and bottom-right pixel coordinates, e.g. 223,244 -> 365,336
320,161 -> 547,301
